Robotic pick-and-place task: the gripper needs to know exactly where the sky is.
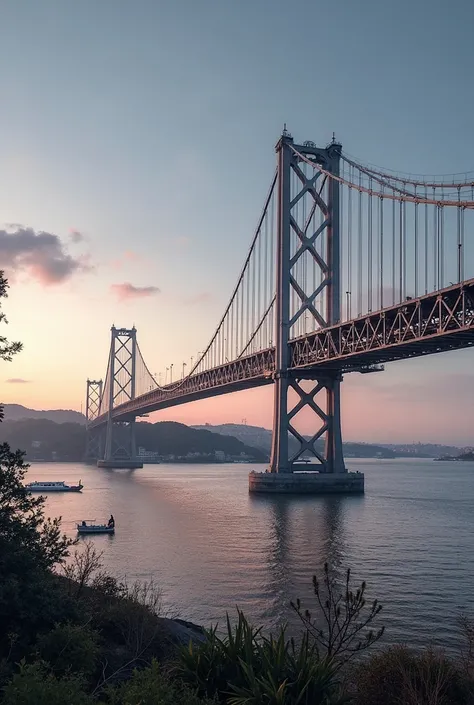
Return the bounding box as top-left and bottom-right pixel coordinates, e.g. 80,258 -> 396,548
0,0 -> 473,445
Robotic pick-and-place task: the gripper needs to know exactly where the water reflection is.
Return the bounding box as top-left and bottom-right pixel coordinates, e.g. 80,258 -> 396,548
29,460 -> 474,649
250,492 -> 364,627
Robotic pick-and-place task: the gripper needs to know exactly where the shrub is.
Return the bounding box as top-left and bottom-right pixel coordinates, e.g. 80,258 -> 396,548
352,645 -> 472,705
176,611 -> 261,699
36,621 -> 101,678
176,610 -> 344,704
105,659 -> 213,704
2,661 -> 93,705
291,563 -> 384,669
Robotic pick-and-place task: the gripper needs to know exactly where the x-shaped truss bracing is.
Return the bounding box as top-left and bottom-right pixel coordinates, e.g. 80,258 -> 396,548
103,327 -> 138,462
269,134 -> 345,473
84,380 -> 103,461
287,380 -> 328,464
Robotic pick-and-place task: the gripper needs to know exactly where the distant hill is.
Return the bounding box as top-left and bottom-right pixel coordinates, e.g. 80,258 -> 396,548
192,424 -> 468,459
0,418 -> 266,463
2,403 -> 86,425
192,423 -> 396,458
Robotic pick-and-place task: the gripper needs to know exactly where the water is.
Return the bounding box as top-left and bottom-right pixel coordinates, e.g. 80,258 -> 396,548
27,459 -> 474,651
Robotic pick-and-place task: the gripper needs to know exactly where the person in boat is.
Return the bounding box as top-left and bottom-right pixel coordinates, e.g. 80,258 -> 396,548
108,515 -> 115,528
81,520 -> 86,526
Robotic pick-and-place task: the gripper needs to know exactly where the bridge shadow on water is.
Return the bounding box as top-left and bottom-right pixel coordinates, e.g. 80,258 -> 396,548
248,491 -> 365,628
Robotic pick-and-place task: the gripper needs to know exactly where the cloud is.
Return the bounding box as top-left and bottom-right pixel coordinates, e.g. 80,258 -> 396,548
0,226 -> 92,285
183,292 -> 212,306
69,229 -> 85,243
6,378 -> 31,383
110,282 -> 160,301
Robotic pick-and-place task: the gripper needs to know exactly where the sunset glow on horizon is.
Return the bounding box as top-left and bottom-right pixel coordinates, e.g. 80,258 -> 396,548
0,0 -> 473,447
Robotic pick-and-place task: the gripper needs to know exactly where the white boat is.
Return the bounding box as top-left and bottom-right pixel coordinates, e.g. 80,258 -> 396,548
77,521 -> 115,535
25,480 -> 84,493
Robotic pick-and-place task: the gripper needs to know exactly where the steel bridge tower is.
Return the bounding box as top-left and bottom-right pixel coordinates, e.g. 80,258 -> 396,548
97,326 -> 143,469
84,379 -> 103,463
251,131 -> 363,492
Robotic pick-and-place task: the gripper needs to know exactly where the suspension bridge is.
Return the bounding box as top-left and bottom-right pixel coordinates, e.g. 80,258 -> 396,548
85,130 -> 474,493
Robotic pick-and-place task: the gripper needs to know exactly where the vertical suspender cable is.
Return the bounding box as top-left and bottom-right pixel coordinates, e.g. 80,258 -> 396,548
457,188 -> 461,282
414,191 -> 418,297
358,170 -> 363,315
379,191 -> 384,309
424,188 -> 428,294
368,178 -> 373,310
433,188 -> 437,290
398,200 -> 403,302
402,199 -> 406,300
439,205 -> 444,289
348,176 -> 353,320
392,196 -> 396,305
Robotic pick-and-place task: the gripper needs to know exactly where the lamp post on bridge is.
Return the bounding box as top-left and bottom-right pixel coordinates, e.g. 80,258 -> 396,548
346,291 -> 352,320
182,362 -> 187,379
170,363 -> 173,383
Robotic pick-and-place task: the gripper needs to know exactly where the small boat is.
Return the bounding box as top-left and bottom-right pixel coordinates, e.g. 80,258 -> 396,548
77,521 -> 115,535
25,480 -> 83,493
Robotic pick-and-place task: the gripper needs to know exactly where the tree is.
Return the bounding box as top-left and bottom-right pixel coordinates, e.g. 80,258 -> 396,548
0,444 -> 72,569
0,270 -> 22,362
0,271 -> 22,421
0,271 -> 74,658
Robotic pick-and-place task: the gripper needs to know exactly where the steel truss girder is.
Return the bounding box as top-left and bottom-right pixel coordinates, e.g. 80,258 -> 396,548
89,279 -> 474,429
291,279 -> 474,369
90,348 -> 276,426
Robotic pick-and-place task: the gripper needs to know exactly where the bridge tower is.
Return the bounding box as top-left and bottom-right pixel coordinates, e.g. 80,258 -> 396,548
84,379 -> 103,463
97,326 -> 143,469
250,130 -> 363,493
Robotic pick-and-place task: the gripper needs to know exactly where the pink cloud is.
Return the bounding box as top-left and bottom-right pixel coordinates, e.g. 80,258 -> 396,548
110,282 -> 160,301
0,226 -> 92,285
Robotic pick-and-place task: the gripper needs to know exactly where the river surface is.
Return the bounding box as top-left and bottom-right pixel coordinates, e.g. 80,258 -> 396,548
27,459 -> 474,651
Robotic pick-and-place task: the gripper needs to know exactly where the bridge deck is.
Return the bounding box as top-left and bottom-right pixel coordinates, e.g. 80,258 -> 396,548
89,278 -> 474,427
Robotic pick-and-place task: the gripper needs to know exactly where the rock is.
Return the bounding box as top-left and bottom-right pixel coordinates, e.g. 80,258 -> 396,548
157,617 -> 206,645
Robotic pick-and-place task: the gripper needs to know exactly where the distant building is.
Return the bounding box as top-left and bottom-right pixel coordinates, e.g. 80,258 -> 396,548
215,450 -> 225,461
138,446 -> 161,461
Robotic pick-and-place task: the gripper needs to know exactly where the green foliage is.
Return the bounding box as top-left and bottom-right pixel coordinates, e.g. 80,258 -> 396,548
106,659 -> 213,704
0,444 -> 73,570
2,661 -> 93,705
0,443 -> 75,657
36,622 -> 101,678
176,610 -> 344,704
352,645 -> 472,705
176,611 -> 261,699
0,271 -> 22,363
227,631 -> 346,705
291,563 -> 384,668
